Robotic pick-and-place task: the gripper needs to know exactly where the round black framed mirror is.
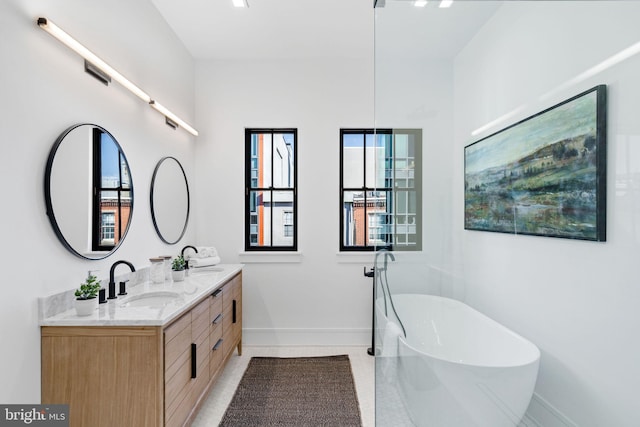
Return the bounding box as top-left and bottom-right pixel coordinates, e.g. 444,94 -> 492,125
150,156 -> 190,245
45,124 -> 134,260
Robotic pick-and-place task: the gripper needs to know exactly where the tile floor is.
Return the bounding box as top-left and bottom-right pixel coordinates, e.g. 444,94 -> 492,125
192,346 -> 376,427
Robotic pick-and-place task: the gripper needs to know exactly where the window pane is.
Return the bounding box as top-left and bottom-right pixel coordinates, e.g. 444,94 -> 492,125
101,134 -> 120,189
251,133 -> 272,189
248,190 -> 271,247
273,133 -> 295,189
342,190 -> 391,248
342,190 -> 363,247
120,153 -> 131,190
365,133 -> 388,189
342,133 -> 364,188
273,191 -> 294,246
396,135 -> 408,158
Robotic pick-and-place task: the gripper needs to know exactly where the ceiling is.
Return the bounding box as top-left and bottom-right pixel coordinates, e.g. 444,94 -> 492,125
151,0 -> 502,61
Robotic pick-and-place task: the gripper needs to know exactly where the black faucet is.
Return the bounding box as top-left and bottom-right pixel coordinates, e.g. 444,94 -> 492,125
181,246 -> 198,269
108,260 -> 136,300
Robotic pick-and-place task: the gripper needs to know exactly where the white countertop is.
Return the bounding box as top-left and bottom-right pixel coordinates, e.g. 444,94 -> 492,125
40,264 -> 243,327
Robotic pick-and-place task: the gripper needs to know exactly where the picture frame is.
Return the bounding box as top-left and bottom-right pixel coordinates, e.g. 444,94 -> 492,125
464,85 -> 607,241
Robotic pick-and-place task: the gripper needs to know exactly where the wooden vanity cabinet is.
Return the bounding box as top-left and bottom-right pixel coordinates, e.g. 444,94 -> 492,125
41,271 -> 242,427
41,326 -> 164,426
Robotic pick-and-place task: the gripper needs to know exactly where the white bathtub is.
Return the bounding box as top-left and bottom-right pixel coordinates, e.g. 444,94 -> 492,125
376,294 -> 540,427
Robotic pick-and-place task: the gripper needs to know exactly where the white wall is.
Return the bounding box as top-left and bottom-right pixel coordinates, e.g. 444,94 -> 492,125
193,58 -> 377,345
0,0 -> 196,403
453,2 -> 640,426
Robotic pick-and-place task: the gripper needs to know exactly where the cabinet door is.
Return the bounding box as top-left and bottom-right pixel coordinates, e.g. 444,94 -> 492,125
232,275 -> 242,341
164,313 -> 192,427
191,297 -> 211,401
42,326 -> 163,427
164,297 -> 211,427
222,274 -> 242,358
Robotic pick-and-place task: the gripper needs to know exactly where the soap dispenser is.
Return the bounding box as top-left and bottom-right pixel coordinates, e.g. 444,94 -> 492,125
150,257 -> 165,284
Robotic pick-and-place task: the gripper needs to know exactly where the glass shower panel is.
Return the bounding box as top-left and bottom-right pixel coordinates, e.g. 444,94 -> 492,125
375,1 -> 640,426
373,1 -> 501,426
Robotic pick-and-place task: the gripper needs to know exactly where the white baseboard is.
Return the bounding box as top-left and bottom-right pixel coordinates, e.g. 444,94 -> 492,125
521,392 -> 578,427
242,327 -> 371,347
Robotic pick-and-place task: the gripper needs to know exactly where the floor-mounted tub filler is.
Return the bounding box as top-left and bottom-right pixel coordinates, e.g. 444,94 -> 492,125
376,294 -> 540,427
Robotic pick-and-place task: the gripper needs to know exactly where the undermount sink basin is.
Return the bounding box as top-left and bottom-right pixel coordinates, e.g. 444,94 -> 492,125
121,291 -> 181,308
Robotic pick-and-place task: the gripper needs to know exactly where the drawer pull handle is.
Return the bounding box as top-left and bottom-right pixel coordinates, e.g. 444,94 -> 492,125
211,289 -> 223,298
212,314 -> 223,325
212,339 -> 223,351
232,300 -> 237,324
191,343 -> 197,379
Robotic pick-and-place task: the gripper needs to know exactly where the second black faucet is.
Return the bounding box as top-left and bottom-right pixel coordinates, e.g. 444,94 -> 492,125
108,260 -> 136,300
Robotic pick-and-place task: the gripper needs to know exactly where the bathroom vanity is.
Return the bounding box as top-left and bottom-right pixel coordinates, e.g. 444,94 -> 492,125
40,265 -> 243,427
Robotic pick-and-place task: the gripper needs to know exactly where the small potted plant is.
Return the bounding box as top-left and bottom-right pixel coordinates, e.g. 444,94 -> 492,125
171,255 -> 186,282
74,273 -> 101,316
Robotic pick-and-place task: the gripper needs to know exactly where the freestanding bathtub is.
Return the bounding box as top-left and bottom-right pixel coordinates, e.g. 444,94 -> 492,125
376,294 -> 540,427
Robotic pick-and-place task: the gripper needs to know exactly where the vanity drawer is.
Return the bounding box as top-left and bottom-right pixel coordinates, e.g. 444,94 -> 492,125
210,334 -> 223,372
210,297 -> 223,322
210,321 -> 223,350
211,312 -> 223,336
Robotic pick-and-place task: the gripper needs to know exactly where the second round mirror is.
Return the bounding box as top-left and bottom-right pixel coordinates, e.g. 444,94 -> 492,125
150,156 -> 190,244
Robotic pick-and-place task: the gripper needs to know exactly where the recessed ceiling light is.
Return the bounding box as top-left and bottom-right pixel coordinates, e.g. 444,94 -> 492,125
414,0 -> 428,7
232,0 -> 249,7
440,0 -> 453,8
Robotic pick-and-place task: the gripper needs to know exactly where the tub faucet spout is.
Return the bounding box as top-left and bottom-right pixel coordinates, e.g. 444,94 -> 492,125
375,248 -> 395,271
383,251 -> 395,271
108,260 -> 136,299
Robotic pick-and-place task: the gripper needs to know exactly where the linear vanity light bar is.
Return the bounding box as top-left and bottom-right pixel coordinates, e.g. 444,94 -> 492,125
37,17 -> 199,137
150,101 -> 199,136
37,18 -> 151,103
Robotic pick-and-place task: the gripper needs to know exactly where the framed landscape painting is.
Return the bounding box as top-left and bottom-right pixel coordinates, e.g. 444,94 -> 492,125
464,85 -> 607,241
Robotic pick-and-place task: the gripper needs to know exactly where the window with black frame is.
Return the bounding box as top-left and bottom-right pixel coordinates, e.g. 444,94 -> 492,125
91,129 -> 132,251
340,128 -> 422,251
245,129 -> 297,251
